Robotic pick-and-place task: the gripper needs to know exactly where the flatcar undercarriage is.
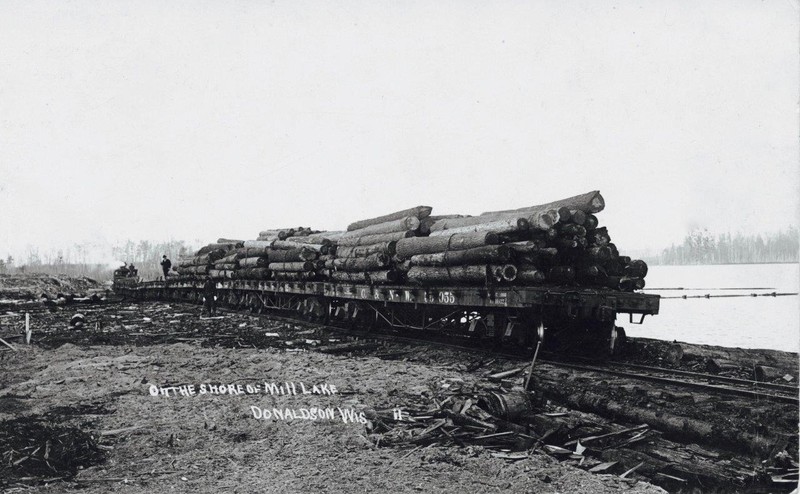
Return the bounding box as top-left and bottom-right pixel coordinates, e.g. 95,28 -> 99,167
115,279 -> 659,357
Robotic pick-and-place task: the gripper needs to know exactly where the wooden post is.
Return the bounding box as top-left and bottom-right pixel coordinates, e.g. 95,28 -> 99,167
524,338 -> 542,391
25,312 -> 31,344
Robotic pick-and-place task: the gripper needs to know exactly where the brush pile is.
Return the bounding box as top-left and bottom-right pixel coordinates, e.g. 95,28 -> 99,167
0,418 -> 105,486
176,191 -> 647,291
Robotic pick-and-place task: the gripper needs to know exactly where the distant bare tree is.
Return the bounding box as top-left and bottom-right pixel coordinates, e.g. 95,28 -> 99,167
652,227 -> 799,265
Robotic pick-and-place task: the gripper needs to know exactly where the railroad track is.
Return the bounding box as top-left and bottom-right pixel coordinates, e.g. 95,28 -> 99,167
542,360 -> 799,405
201,302 -> 800,406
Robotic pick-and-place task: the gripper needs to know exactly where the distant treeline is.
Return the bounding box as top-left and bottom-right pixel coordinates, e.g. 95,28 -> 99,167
0,239 -> 199,282
647,228 -> 799,265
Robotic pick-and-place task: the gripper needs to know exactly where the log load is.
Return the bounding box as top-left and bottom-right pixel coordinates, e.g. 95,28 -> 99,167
178,190 -> 648,291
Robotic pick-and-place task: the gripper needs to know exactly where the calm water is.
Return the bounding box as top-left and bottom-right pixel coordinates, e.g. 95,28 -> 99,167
623,263 -> 800,352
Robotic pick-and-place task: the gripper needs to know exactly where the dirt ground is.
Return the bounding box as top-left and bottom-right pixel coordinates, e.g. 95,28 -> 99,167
0,305 -> 666,494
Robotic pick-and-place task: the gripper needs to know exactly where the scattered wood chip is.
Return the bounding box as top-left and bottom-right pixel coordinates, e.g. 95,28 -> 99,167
491,452 -> 528,460
620,461 -> 644,478
564,424 -> 648,446
655,472 -> 687,483
589,461 -> 618,473
487,367 -> 525,381
543,444 -> 572,455
0,337 -> 17,351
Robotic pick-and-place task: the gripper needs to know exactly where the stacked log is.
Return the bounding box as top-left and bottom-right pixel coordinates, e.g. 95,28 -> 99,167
397,191 -> 646,290
327,206 -> 432,284
176,192 -> 647,291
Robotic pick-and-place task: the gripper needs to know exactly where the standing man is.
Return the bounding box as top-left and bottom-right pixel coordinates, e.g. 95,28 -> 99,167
160,255 -> 172,279
202,277 -> 217,316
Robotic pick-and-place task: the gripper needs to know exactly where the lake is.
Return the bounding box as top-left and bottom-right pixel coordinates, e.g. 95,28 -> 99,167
623,263 -> 800,352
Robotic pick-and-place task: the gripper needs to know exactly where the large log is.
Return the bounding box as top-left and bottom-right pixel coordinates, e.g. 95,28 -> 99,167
267,249 -> 304,263
242,246 -> 271,258
236,267 -> 271,280
243,240 -> 274,249
218,251 -> 248,263
273,271 -> 315,281
541,386 -> 777,457
176,265 -> 209,275
257,229 -> 295,237
332,253 -> 389,271
395,232 -> 499,259
367,270 -> 398,284
417,217 -> 435,235
428,218 -> 530,237
209,269 -> 234,279
431,215 -> 536,235
341,216 -> 420,238
406,265 -> 490,284
239,257 -> 268,268
584,214 -> 599,230
347,206 -> 432,232
624,259 -> 648,278
410,245 -> 510,267
491,264 -> 518,282
588,246 -> 613,261
197,243 -> 239,255
327,270 -> 397,284
516,267 -> 546,284
335,242 -> 397,258
270,239 -> 312,250
337,231 -> 416,247
557,224 -> 586,237
481,190 -> 605,216
213,261 -> 239,270
569,210 -> 587,225
268,261 -> 314,272
329,271 -> 369,283
590,227 -> 611,246
192,251 -> 224,265
606,276 -> 645,291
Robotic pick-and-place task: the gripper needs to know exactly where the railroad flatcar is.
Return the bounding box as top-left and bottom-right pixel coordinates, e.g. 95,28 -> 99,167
114,277 -> 659,356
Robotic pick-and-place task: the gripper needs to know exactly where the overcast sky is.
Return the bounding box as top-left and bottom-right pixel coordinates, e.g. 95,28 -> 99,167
1,1 -> 797,262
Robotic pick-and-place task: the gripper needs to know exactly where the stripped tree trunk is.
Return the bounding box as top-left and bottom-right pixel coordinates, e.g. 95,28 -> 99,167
347,206 -> 433,231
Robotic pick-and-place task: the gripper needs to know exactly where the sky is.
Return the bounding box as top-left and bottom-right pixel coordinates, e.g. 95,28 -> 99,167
1,0 -> 798,263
